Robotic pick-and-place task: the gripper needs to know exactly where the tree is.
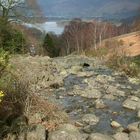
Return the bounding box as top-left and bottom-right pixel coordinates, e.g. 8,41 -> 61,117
0,0 -> 24,21
43,33 -> 60,57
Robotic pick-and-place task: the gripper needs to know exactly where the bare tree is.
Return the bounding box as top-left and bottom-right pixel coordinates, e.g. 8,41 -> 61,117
0,0 -> 24,21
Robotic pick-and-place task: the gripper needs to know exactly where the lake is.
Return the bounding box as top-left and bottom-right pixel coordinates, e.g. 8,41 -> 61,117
23,21 -> 67,35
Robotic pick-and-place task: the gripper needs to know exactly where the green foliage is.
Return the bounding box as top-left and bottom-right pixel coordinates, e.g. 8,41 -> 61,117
43,33 -> 60,57
0,48 -> 9,112
0,48 -> 9,77
131,55 -> 140,67
0,18 -> 26,54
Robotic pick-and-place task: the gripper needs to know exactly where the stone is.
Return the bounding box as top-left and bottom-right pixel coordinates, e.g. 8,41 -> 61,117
123,99 -> 138,110
111,121 -> 121,128
129,132 -> 140,140
82,114 -> 99,125
48,124 -> 88,140
75,121 -> 84,127
48,131 -> 87,140
96,75 -> 108,84
81,89 -> 102,99
58,124 -> 79,133
137,110 -> 140,118
129,78 -> 140,85
106,86 -> 125,97
130,96 -> 139,102
127,122 -> 140,132
82,125 -> 93,134
95,99 -> 106,109
70,66 -> 82,74
3,133 -> 16,140
26,124 -> 46,140
103,94 -> 116,100
60,70 -> 67,76
106,86 -> 118,94
113,132 -> 129,140
88,133 -> 114,140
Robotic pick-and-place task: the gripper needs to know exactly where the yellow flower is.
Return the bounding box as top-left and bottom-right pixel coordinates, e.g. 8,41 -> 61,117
0,91 -> 4,102
0,91 -> 4,97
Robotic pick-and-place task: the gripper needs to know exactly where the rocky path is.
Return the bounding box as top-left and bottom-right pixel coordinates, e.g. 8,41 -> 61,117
10,55 -> 140,140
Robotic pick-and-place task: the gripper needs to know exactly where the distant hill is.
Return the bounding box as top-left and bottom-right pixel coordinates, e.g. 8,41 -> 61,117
26,0 -> 140,20
102,31 -> 140,57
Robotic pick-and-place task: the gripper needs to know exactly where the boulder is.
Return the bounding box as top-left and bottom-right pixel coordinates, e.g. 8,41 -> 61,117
48,124 -> 88,140
88,133 -> 114,140
95,99 -> 106,109
113,132 -> 129,140
123,98 -> 138,110
137,110 -> 140,118
129,132 -> 140,140
82,114 -> 99,125
26,124 -> 46,140
81,89 -> 102,99
127,122 -> 140,132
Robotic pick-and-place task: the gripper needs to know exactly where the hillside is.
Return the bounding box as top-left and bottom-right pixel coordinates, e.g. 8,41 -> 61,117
111,31 -> 140,57
100,31 -> 140,57
117,31 -> 140,56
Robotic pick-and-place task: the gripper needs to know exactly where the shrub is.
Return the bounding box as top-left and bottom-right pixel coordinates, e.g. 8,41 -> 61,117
84,47 -> 109,58
106,50 -> 140,77
0,18 -> 26,54
0,48 -> 9,78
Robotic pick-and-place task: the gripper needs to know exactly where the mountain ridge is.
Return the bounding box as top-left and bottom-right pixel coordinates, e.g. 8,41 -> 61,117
33,0 -> 140,19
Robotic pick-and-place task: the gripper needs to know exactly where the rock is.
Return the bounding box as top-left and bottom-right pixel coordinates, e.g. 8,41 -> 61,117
70,66 -> 82,74
82,114 -> 99,125
113,132 -> 129,140
75,122 -> 84,127
96,75 -> 108,84
48,124 -> 88,140
82,125 -> 93,134
106,86 -> 125,96
95,99 -> 106,109
58,124 -> 79,133
130,96 -> 139,102
129,78 -> 140,85
106,86 -> 118,94
137,110 -> 140,118
60,70 -> 67,76
81,89 -> 102,99
17,133 -> 26,140
103,94 -> 116,100
88,133 -> 114,140
129,132 -> 140,140
127,122 -> 140,132
122,98 -> 138,110
111,121 -> 121,128
3,133 -> 16,140
26,124 -> 46,140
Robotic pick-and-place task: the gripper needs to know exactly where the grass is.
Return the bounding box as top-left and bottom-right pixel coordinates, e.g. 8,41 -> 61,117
131,55 -> 140,66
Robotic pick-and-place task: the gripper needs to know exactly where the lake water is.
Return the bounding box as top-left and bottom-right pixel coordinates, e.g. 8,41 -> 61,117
23,21 -> 65,35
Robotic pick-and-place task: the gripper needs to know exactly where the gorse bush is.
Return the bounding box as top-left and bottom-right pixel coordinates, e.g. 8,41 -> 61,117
0,48 -> 9,77
0,18 -> 26,54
